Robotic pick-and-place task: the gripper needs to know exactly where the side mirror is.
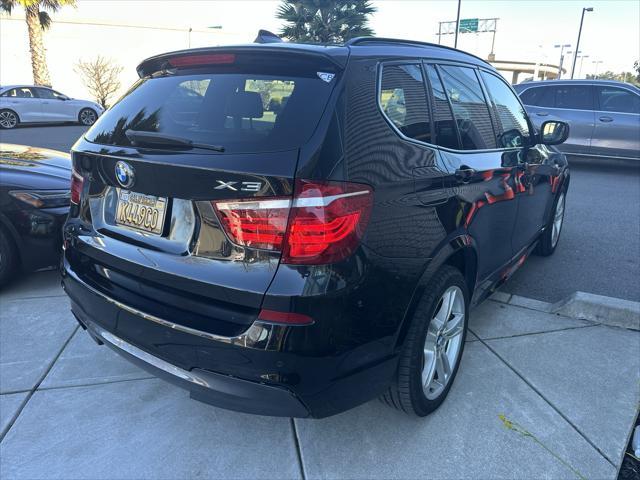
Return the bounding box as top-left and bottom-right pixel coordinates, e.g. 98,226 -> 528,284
540,120 -> 569,145
59,96 -> 69,101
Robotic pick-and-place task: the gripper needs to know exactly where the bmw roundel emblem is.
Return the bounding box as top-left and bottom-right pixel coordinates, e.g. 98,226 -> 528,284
115,161 -> 135,189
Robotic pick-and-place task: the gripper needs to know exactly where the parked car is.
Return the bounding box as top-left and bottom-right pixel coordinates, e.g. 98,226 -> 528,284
62,37 -> 570,418
513,79 -> 640,160
0,144 -> 71,286
0,85 -> 104,129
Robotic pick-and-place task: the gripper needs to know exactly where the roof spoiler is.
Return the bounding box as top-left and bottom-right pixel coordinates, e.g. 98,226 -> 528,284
254,29 -> 283,44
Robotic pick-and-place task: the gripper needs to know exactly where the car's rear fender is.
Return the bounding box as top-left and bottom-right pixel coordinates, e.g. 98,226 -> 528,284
393,233 -> 478,351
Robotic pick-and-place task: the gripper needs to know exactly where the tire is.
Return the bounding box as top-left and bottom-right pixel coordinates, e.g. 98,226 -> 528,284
534,189 -> 566,257
78,108 -> 98,126
381,265 -> 469,416
0,109 -> 19,129
0,227 -> 19,288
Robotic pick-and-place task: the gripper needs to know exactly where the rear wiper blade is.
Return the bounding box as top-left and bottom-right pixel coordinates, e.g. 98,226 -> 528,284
125,129 -> 225,152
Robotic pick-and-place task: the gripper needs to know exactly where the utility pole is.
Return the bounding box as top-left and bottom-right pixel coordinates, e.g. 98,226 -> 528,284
571,7 -> 593,79
454,0 -> 462,48
438,22 -> 442,45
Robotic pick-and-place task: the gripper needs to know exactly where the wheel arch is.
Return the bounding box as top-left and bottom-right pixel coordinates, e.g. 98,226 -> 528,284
77,106 -> 97,122
393,234 -> 478,350
0,213 -> 22,266
0,108 -> 20,123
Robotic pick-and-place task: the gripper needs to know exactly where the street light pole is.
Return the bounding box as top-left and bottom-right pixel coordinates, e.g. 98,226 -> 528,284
554,44 -> 571,79
454,0 -> 462,48
578,54 -> 589,77
571,7 -> 593,79
592,60 -> 603,78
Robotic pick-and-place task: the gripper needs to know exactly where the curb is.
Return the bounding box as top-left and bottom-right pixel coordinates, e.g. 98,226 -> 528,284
552,292 -> 640,330
490,291 -> 640,330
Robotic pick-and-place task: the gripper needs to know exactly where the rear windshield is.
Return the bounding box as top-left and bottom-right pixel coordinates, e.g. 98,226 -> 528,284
85,61 -> 337,154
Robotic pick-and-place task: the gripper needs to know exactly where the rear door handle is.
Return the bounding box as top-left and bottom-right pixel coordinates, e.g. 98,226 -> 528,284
598,116 -> 613,122
536,112 -> 549,117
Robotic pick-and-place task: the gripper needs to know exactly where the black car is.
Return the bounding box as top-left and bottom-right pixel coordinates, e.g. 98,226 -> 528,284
62,36 -> 570,418
0,144 -> 71,286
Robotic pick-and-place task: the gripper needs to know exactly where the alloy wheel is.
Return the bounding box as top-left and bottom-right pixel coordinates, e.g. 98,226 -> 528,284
551,192 -> 565,248
422,286 -> 465,400
80,109 -> 97,125
0,111 -> 17,129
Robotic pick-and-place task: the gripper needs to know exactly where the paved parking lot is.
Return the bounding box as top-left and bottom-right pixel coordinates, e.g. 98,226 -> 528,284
1,271 -> 638,479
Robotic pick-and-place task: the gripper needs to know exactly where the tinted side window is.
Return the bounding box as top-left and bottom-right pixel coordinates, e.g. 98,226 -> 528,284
554,85 -> 593,110
379,64 -> 431,143
481,72 -> 531,148
2,87 -> 36,98
596,87 -> 640,114
35,88 -> 56,99
519,86 -> 554,107
439,65 -> 496,150
424,64 -> 460,149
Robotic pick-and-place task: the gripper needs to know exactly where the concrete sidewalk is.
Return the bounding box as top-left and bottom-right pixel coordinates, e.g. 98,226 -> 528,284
1,271 -> 638,479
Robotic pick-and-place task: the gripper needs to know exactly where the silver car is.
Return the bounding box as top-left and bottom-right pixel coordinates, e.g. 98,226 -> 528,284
0,85 -> 104,129
513,80 -> 640,160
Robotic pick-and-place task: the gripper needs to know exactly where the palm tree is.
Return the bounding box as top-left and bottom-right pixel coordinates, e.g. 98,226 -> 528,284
0,0 -> 76,86
276,0 -> 375,44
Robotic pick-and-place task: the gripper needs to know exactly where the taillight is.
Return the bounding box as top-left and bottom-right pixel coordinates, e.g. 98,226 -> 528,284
283,180 -> 373,264
213,180 -> 373,265
214,198 -> 290,250
70,170 -> 84,205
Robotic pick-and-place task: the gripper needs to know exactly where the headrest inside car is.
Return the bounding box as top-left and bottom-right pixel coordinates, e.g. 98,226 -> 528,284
225,91 -> 264,118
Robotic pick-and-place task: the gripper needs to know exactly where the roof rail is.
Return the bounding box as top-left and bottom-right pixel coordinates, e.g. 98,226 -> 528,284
345,36 -> 490,65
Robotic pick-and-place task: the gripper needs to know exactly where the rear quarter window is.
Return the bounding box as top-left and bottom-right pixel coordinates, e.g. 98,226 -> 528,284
379,64 -> 432,143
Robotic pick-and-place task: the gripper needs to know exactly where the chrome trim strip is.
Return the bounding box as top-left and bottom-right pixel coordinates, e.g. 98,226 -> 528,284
90,321 -> 211,387
65,267 -> 268,345
566,152 -> 640,160
215,199 -> 292,210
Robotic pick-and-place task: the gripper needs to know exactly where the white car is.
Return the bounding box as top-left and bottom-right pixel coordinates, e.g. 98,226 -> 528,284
0,85 -> 104,129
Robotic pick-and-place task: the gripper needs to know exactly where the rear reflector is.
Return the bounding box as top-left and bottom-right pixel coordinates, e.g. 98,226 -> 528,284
258,309 -> 314,326
70,170 -> 84,205
168,54 -> 236,68
213,180 -> 373,265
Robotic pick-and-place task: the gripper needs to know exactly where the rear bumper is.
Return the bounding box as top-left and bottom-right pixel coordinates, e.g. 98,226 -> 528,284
62,259 -> 398,418
80,316 -> 310,417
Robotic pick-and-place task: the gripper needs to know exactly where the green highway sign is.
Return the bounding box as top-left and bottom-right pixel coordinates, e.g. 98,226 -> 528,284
459,18 -> 479,32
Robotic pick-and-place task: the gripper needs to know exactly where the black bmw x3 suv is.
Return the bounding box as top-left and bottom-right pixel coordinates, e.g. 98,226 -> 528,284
62,36 -> 570,418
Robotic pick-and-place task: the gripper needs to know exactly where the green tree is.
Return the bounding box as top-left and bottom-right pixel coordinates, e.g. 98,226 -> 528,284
634,60 -> 640,82
276,0 -> 376,44
0,0 -> 76,86
586,70 -> 640,86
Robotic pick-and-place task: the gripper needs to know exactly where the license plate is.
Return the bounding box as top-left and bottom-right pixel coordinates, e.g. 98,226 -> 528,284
115,190 -> 168,235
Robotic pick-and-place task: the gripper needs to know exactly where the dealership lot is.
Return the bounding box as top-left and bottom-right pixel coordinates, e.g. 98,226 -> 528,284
1,125 -> 639,478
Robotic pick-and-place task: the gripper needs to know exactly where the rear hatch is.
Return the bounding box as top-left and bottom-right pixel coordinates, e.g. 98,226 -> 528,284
67,48 -> 341,340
